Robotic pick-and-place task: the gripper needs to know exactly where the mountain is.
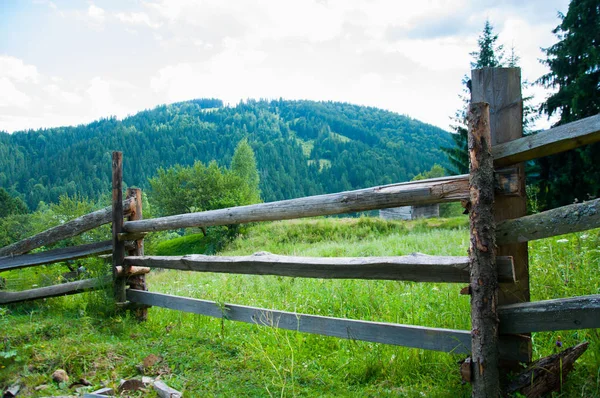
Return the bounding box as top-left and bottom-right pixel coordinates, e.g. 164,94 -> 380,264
0,99 -> 453,209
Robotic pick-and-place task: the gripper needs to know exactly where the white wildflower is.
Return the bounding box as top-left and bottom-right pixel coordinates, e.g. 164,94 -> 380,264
580,234 -> 589,240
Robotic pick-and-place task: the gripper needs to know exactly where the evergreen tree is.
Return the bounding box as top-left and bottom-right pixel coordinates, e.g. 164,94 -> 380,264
231,138 -> 261,203
0,188 -> 28,218
537,0 -> 600,207
443,20 -> 504,175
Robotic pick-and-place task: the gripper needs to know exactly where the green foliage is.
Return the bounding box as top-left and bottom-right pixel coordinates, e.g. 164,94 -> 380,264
443,20 -> 506,176
231,139 -> 261,204
0,188 -> 28,218
0,99 -> 452,209
149,155 -> 261,218
535,0 -> 600,208
470,20 -> 505,69
411,164 -> 446,181
1,220 -> 598,396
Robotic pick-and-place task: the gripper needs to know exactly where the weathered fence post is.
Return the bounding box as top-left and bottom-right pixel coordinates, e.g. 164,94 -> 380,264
468,102 -> 499,396
471,67 -> 531,366
126,187 -> 148,321
112,151 -> 126,304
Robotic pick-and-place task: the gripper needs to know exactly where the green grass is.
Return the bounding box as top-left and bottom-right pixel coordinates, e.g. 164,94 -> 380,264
1,217 -> 599,397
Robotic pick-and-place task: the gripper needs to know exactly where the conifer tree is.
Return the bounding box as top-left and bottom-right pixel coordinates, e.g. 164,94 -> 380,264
443,20 -> 504,175
537,0 -> 600,207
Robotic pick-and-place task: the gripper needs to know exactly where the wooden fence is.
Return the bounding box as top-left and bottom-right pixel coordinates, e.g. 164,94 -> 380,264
1,67 -> 600,396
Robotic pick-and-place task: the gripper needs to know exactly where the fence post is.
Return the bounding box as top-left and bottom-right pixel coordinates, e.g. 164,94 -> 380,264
112,151 -> 126,304
471,67 -> 532,365
468,102 -> 499,396
126,187 -> 148,321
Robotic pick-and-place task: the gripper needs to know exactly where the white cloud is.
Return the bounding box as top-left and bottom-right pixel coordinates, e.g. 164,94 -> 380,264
115,12 -> 162,29
0,56 -> 39,82
88,4 -> 105,23
0,78 -> 32,108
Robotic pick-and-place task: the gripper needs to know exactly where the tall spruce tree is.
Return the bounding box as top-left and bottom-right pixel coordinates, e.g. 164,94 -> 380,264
537,0 -> 600,208
443,20 -> 505,175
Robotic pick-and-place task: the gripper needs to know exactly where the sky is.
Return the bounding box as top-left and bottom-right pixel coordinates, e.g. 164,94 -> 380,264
0,0 -> 570,133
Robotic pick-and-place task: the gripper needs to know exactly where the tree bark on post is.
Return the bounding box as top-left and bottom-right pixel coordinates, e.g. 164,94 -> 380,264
126,187 -> 148,321
468,102 -> 500,397
471,68 -> 531,367
112,152 -> 126,304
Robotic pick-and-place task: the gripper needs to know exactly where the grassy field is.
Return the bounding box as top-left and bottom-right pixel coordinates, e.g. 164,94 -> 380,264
1,216 -> 599,397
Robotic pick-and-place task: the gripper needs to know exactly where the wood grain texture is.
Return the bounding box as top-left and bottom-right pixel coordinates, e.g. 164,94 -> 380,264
125,187 -> 148,321
493,114 -> 600,168
124,252 -> 516,283
506,342 -> 589,397
472,68 -> 531,369
112,152 -> 126,303
497,198 -> 600,244
0,277 -> 111,304
499,295 -> 600,334
0,241 -> 112,272
468,102 -> 500,396
0,198 -> 135,257
123,172 -> 519,233
126,289 -> 528,361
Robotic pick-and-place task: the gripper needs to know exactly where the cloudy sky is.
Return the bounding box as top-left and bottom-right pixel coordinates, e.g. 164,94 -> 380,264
1,0 -> 569,133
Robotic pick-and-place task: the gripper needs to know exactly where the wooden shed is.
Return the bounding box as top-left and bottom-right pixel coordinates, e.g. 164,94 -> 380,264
379,204 -> 439,220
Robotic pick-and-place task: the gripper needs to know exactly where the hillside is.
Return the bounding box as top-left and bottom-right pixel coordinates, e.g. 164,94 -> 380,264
0,99 -> 453,209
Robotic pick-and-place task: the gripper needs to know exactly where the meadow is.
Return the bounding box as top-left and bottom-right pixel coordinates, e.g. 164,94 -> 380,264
1,216 -> 599,397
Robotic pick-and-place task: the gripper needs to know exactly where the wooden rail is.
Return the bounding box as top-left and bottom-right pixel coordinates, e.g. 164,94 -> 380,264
0,198 -> 136,257
0,241 -> 112,272
123,171 -> 519,233
497,198 -> 600,244
499,295 -> 600,333
126,289 -> 530,361
0,277 -> 111,305
124,253 -> 516,283
493,114 -> 600,168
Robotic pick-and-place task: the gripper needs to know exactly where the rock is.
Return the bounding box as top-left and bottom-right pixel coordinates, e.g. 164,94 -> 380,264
52,369 -> 69,383
118,379 -> 146,393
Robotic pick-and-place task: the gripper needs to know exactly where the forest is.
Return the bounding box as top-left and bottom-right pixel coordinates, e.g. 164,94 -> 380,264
0,99 -> 452,210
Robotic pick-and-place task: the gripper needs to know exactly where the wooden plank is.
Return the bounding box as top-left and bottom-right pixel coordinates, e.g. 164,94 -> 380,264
123,253 -> 516,283
0,240 -> 112,271
126,290 -> 529,361
123,171 -> 519,233
468,102 -> 500,395
493,114 -> 600,168
125,187 -> 148,321
112,152 -> 126,303
499,295 -> 600,334
472,67 -> 531,366
0,241 -> 112,272
497,198 -> 600,244
0,277 -> 111,305
0,198 -> 135,257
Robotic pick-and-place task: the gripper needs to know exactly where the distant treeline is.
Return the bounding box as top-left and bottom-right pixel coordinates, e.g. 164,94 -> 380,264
0,99 -> 452,209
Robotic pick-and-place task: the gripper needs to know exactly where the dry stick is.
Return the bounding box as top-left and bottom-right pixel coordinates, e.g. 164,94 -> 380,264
112,152 -> 126,304
126,187 -> 148,321
0,198 -> 135,257
468,102 -> 500,397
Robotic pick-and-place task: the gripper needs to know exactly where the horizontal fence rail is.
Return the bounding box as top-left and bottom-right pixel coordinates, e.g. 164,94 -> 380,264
0,198 -> 136,257
0,277 -> 111,305
126,289 -> 529,361
493,114 -> 600,168
0,241 -> 113,272
124,253 -> 516,283
123,170 -> 519,233
497,198 -> 600,244
499,294 -> 600,334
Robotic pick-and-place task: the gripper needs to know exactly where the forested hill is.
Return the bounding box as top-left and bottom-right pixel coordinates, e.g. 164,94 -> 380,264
0,99 -> 453,209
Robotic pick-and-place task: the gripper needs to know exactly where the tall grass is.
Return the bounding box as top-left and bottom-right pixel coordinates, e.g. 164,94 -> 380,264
1,216 -> 598,397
